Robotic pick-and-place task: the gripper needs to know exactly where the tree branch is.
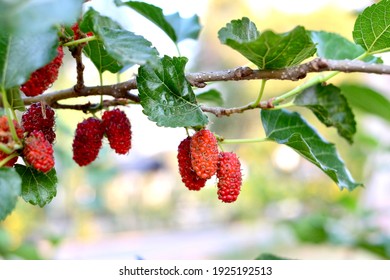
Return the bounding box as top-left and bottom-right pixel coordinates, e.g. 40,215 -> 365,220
200,98 -> 275,117
22,58 -> 390,116
51,99 -> 131,112
23,80 -> 139,106
187,58 -> 390,84
69,44 -> 85,92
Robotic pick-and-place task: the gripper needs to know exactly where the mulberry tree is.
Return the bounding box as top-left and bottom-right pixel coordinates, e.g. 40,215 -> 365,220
1,0 -> 390,221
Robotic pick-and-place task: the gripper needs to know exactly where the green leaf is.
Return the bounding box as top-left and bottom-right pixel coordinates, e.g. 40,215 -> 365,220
81,39 -> 124,74
165,13 -> 201,42
294,84 -> 356,144
0,87 -> 25,111
261,109 -> 362,191
340,84 -> 390,123
117,1 -> 177,42
15,165 -> 58,207
80,11 -> 123,74
117,1 -> 201,43
8,87 -> 25,111
287,213 -> 328,243
218,17 -> 316,69
196,89 -> 224,106
137,56 -> 208,127
0,32 -> 59,89
353,0 -> 390,54
255,253 -> 292,260
310,31 -> 381,63
97,22 -> 159,67
81,8 -> 158,72
0,0 -> 83,35
0,168 -> 22,221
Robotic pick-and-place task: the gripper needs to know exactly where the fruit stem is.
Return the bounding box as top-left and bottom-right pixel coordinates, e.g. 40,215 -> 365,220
99,72 -> 104,109
272,71 -> 339,106
1,87 -> 21,144
271,100 -> 295,110
175,44 -> 182,57
62,35 -> 97,47
0,153 -> 17,168
221,137 -> 269,144
0,143 -> 13,154
252,79 -> 267,107
366,48 -> 390,56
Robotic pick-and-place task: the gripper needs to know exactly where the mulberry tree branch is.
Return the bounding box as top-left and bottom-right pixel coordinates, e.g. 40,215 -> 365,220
51,99 -> 131,112
23,80 -> 139,106
22,58 -> 390,115
69,44 -> 86,92
186,58 -> 390,84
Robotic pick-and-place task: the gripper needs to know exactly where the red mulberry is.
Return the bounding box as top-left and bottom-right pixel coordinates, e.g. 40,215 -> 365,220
21,102 -> 56,143
72,117 -> 104,166
71,23 -> 93,40
23,130 -> 54,173
20,46 -> 64,97
177,137 -> 207,191
190,129 -> 219,179
102,109 -> 131,154
216,152 -> 242,203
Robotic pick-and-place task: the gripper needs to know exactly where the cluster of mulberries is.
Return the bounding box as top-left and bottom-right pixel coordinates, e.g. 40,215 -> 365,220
20,102 -> 56,172
8,33 -> 63,170
72,109 -> 132,166
7,21 -> 95,170
0,111 -> 55,173
177,129 -> 243,203
20,46 -> 64,97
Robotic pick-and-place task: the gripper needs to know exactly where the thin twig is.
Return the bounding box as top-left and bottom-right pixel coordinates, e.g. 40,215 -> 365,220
21,58 -> 390,116
200,98 -> 275,117
69,44 -> 85,92
23,81 -> 139,106
52,99 -> 131,112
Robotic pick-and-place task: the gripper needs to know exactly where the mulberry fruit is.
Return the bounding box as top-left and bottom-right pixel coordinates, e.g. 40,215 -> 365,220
102,109 -> 131,154
0,115 -> 24,145
20,46 -> 64,97
71,23 -> 93,40
216,152 -> 242,203
177,137 -> 207,191
71,23 -> 82,40
190,129 -> 219,179
72,117 -> 104,166
22,102 -> 56,143
23,130 -> 54,173
0,115 -> 24,167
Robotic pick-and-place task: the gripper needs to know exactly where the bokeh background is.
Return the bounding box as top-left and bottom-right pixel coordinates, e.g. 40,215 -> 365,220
1,0 -> 390,260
